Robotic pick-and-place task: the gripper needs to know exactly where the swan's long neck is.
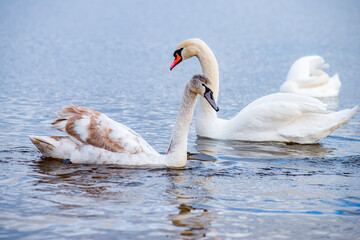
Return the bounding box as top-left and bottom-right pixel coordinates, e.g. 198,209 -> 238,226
195,42 -> 219,132
165,85 -> 197,167
196,43 -> 219,100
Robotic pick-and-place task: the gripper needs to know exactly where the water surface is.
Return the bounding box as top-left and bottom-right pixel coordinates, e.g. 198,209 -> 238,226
1,0 -> 360,239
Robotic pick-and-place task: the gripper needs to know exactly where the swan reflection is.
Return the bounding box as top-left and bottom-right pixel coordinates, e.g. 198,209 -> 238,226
166,169 -> 216,239
195,136 -> 333,158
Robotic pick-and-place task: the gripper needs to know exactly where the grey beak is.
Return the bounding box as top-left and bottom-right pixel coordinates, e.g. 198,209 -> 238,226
203,85 -> 219,112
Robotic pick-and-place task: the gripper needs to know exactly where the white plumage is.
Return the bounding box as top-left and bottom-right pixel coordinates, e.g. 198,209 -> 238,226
280,55 -> 341,97
170,39 -> 358,143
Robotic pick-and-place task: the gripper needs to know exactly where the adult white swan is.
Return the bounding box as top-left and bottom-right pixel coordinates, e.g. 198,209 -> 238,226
170,38 -> 358,144
279,55 -> 341,97
29,74 -> 219,167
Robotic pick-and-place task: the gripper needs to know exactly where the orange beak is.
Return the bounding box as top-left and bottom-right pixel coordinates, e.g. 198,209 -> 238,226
170,53 -> 182,70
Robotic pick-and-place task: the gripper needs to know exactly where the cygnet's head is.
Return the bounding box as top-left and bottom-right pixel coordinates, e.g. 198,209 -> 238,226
189,74 -> 219,112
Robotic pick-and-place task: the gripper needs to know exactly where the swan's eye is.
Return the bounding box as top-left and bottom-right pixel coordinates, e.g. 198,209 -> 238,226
173,48 -> 183,57
202,84 -> 211,94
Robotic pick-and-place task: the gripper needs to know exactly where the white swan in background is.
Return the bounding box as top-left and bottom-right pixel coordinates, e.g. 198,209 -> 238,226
29,74 -> 219,167
280,55 -> 341,97
170,38 -> 358,144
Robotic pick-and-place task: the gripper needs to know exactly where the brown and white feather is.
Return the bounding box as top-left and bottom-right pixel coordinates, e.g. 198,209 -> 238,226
52,105 -> 157,155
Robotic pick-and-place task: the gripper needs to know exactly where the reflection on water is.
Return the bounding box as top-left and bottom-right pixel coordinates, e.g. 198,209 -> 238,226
166,172 -> 216,239
195,137 -> 333,158
170,204 -> 213,238
30,157 -> 218,239
27,157 -> 211,238
1,0 -> 360,239
1,149 -> 360,239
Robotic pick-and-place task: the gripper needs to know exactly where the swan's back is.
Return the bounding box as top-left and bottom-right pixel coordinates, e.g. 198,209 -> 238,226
230,93 -> 325,131
286,55 -> 327,81
280,56 -> 341,97
30,105 -> 162,164
52,105 -> 158,155
225,93 -> 357,143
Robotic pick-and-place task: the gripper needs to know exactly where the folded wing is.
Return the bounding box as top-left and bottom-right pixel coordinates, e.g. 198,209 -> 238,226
230,93 -> 356,143
52,105 -> 157,155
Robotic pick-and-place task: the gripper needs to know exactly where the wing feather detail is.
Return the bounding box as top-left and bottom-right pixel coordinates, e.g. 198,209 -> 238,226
231,93 -> 327,131
52,105 -> 157,155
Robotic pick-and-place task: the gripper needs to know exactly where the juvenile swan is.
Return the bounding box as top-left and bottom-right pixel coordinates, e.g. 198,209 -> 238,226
280,55 -> 341,97
29,74 -> 219,167
170,38 -> 358,144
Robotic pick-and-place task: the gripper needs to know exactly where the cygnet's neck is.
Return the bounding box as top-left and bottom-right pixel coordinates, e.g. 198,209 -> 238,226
166,84 -> 197,167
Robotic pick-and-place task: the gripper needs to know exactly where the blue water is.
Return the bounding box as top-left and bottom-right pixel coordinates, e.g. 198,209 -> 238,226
1,0 -> 360,239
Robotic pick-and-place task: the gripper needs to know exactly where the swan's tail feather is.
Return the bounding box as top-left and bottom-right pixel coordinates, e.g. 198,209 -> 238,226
332,105 -> 359,124
280,105 -> 358,143
29,136 -> 77,159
